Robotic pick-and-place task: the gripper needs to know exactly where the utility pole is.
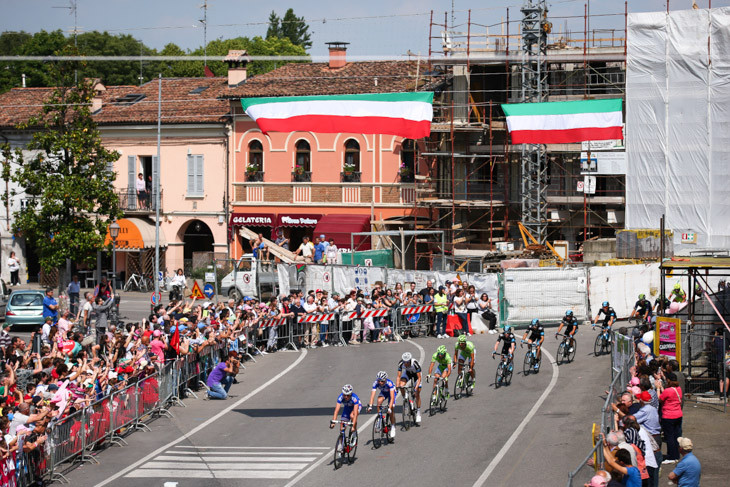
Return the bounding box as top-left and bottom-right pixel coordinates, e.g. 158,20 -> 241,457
519,0 -> 549,244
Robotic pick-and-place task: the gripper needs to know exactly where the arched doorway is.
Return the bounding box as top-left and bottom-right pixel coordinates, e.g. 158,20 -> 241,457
182,219 -> 214,275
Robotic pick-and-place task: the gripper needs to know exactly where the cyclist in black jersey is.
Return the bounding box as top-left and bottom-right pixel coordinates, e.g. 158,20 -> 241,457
593,301 -> 616,330
493,326 -> 516,369
396,352 -> 423,424
522,318 -> 545,369
555,310 -> 578,352
630,294 -> 653,326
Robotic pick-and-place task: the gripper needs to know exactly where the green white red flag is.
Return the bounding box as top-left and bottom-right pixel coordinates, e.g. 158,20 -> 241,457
241,92 -> 434,138
501,99 -> 623,144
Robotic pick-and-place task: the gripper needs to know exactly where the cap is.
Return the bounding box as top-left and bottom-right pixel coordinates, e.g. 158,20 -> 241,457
677,437 -> 693,451
197,323 -> 206,329
178,318 -> 189,323
202,301 -> 211,308
630,377 -> 640,386
2,323 -> 11,328
316,289 -> 322,293
47,384 -> 59,392
319,234 -> 326,239
152,330 -> 161,337
638,390 -> 652,402
445,280 -> 452,284
588,475 -> 607,487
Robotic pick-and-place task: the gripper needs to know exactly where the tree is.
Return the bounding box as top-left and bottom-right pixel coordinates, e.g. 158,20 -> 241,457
266,9 -> 312,51
2,46 -> 122,273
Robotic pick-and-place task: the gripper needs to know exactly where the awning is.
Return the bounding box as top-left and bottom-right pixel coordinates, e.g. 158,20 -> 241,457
276,213 -> 322,227
314,214 -> 371,251
229,213 -> 276,227
105,217 -> 167,250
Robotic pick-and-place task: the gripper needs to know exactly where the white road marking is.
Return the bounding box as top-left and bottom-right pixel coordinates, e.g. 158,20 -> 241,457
126,469 -> 298,479
172,445 -> 330,450
154,455 -> 318,462
93,349 -> 309,487
283,339 -> 426,487
164,451 -> 322,456
471,348 -> 560,487
144,461 -> 310,470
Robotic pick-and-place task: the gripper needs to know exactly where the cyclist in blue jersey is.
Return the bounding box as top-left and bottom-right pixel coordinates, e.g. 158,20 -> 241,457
367,371 -> 398,439
330,384 -> 361,444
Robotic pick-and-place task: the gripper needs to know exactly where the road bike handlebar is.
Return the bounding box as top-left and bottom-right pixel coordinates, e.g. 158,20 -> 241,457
330,420 -> 353,425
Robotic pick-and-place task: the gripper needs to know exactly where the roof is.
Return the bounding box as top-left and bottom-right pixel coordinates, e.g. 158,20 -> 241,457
216,61 -> 445,99
661,257 -> 730,269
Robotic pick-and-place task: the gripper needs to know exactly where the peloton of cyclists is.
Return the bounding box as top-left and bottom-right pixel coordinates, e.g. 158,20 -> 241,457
367,371 -> 398,439
453,334 -> 476,390
555,311 -> 578,353
492,325 -> 516,369
397,352 -> 423,424
522,318 -> 545,371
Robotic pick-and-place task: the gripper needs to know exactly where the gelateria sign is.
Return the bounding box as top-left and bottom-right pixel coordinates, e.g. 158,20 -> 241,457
229,214 -> 275,226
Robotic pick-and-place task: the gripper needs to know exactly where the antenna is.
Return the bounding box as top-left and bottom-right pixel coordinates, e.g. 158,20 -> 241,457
53,0 -> 79,83
200,0 -> 208,67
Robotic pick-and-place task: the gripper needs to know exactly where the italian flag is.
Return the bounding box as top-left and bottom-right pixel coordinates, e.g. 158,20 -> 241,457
501,99 -> 623,144
241,92 -> 434,139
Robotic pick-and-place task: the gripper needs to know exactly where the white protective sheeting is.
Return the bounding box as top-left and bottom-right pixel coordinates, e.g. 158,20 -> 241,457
626,8 -> 730,251
503,267 -> 588,326
588,264 -> 661,319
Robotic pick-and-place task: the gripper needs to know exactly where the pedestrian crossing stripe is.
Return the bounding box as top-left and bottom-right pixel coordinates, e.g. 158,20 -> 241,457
125,446 -> 330,480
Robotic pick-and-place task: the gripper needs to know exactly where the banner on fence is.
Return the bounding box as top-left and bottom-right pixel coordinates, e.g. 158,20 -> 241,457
612,332 -> 633,372
589,264 -> 660,319
654,316 -> 682,362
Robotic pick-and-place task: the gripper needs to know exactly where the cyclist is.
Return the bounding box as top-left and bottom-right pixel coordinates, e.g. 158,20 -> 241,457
397,352 -> 423,424
630,294 -> 653,325
522,318 -> 545,370
330,384 -> 361,444
592,301 -> 616,331
367,371 -> 397,439
453,334 -> 476,390
555,311 -> 578,353
492,325 -> 516,370
427,345 -> 452,398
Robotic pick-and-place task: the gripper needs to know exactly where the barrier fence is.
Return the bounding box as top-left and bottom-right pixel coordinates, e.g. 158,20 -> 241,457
17,341 -> 228,486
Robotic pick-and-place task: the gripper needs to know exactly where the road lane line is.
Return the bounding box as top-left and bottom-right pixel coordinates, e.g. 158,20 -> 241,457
93,349 -> 308,487
471,348 -> 560,487
144,462 -> 310,470
172,446 -> 330,450
155,455 -> 319,462
283,339 -> 425,487
126,469 -> 298,479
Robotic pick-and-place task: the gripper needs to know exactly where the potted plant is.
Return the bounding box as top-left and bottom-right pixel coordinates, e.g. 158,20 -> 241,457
343,160 -> 357,175
295,165 -> 305,175
246,164 -> 259,174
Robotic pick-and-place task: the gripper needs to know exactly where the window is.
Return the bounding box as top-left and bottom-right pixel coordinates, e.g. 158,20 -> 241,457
249,140 -> 263,170
295,140 -> 311,172
400,139 -> 415,182
344,139 -> 360,172
187,154 -> 204,196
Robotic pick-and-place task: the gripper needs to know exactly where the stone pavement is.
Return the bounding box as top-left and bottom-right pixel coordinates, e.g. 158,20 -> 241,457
677,397 -> 728,486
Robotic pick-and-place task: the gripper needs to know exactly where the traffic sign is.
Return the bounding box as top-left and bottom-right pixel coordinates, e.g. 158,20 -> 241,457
157,271 -> 164,282
150,291 -> 161,305
323,271 -> 331,283
203,283 -> 215,298
204,272 -> 216,283
242,273 -> 251,284
190,281 -> 205,299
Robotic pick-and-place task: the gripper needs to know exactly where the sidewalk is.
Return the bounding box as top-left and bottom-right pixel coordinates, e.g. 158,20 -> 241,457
677,399 -> 728,486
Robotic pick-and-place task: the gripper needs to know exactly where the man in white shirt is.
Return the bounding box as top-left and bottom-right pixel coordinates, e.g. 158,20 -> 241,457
294,236 -> 314,263
302,295 -> 318,347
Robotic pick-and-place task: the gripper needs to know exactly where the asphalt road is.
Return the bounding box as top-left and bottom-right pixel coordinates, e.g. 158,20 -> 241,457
58,327 -> 612,487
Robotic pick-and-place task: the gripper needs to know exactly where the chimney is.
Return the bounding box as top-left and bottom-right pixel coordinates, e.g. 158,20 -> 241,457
224,50 -> 252,87
92,96 -> 103,113
326,42 -> 349,69
87,78 -> 106,113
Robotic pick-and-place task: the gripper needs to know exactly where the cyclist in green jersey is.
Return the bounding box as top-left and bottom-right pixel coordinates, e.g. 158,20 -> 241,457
427,345 -> 452,398
453,335 -> 476,389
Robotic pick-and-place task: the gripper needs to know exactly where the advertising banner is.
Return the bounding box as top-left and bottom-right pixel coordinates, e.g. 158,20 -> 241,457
654,316 -> 682,362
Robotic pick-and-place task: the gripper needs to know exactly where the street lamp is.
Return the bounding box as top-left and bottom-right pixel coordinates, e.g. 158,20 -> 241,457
109,221 -> 120,291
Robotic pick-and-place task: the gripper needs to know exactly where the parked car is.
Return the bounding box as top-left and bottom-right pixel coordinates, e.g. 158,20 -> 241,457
0,279 -> 8,317
5,290 -> 45,328
219,254 -> 277,301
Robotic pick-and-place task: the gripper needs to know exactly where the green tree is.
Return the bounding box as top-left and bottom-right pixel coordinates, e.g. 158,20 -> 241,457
2,46 -> 122,272
266,9 -> 311,51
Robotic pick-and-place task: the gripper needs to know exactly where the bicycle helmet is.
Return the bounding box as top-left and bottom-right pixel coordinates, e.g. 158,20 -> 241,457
341,384 -> 353,395
602,301 -> 609,307
638,293 -> 646,300
458,334 -> 467,344
565,310 -> 573,317
673,282 -> 681,290
532,318 -> 540,326
504,325 -> 512,333
376,371 -> 388,381
436,345 -> 447,355
401,352 -> 412,362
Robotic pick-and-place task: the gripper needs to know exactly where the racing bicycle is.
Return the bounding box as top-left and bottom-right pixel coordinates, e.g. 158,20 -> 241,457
401,381 -> 418,430
593,325 -> 612,356
370,403 -> 393,448
493,352 -> 513,388
331,420 -> 357,469
123,273 -> 153,292
426,375 -> 448,416
521,340 -> 542,375
453,362 -> 474,399
556,333 -> 577,365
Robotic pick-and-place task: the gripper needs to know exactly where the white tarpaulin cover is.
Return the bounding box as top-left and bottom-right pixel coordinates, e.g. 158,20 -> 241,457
589,264 -> 661,319
626,8 -> 730,251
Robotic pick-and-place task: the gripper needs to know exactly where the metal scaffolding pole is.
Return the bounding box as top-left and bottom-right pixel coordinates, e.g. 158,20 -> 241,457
519,0 -> 549,243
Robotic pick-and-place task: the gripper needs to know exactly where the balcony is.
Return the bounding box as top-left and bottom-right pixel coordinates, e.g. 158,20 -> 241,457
340,171 -> 361,183
117,188 -> 163,213
291,171 -> 312,182
400,173 -> 415,183
246,171 -> 264,182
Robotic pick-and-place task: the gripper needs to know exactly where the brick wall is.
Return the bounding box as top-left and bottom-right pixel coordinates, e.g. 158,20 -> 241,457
382,185 -> 400,204
313,186 -> 341,203
360,187 -> 373,204
234,186 -> 246,202
265,185 -> 291,202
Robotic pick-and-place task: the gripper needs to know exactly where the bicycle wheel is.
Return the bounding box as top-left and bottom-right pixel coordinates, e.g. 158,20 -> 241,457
334,434 -> 345,469
402,399 -> 411,431
348,430 -> 357,463
505,362 -> 513,386
557,343 -> 565,365
495,363 -> 503,388
429,389 -> 438,416
568,340 -> 577,362
123,278 -> 133,293
372,416 -> 382,449
603,335 -> 612,354
523,352 -> 532,376
453,372 -> 462,400
383,415 -> 393,444
466,373 -> 474,396
594,333 -> 603,356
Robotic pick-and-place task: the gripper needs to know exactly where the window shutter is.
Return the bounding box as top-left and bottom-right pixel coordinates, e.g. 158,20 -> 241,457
127,155 -> 137,207
195,155 -> 204,196
187,154 -> 195,195
152,155 -> 159,203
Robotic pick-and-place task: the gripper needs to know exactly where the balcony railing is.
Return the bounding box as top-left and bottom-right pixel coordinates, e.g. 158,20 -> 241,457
292,171 -> 312,182
246,171 -> 264,182
400,173 -> 415,183
117,188 -> 163,213
341,171 -> 361,183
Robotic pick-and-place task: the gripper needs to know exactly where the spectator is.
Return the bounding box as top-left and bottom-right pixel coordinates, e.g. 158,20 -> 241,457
206,353 -> 238,400
274,230 -> 289,251
66,274 -> 81,315
92,293 -> 115,342
313,237 -> 325,264
453,288 -> 468,335
434,286 -> 448,339
136,172 -> 148,209
294,235 -> 314,263
622,414 -> 659,486
6,251 -> 20,286
602,439 -> 642,487
42,288 -> 58,323
325,238 -> 338,264
0,323 -> 12,352
94,276 -> 112,300
478,293 -> 497,333
668,437 -> 700,487
659,372 -> 683,464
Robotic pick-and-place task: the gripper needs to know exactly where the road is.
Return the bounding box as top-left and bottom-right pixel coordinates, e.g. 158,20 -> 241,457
59,328 -> 612,487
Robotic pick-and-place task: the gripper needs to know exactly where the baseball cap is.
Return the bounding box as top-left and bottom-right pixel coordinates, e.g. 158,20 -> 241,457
202,301 -> 211,308
630,377 -> 640,386
197,323 -> 206,329
47,384 -> 59,392
588,475 -> 607,487
152,330 -> 161,337
677,437 -> 693,451
445,280 -> 452,284
319,234 -> 326,239
638,390 -> 652,402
